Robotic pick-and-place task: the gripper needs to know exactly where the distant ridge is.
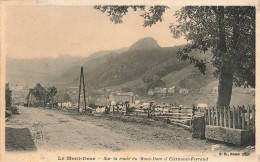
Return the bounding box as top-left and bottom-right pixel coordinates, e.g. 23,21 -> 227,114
129,37 -> 160,51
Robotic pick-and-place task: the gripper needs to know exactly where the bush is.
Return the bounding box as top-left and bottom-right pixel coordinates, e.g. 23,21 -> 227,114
5,83 -> 12,108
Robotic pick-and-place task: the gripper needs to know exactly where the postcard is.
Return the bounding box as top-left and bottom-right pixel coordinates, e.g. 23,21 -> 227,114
0,0 -> 259,161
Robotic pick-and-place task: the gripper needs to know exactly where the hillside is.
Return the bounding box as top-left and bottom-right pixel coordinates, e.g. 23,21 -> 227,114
6,36 -> 254,107
6,55 -> 83,88
6,47 -> 128,89
6,36 -> 218,96
128,37 -> 160,51
82,47 -> 189,88
59,49 -> 127,80
56,37 -> 217,96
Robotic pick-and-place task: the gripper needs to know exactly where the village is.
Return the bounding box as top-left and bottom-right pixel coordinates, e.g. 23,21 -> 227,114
10,82 -> 255,112
5,80 -> 256,154
7,80 -> 256,129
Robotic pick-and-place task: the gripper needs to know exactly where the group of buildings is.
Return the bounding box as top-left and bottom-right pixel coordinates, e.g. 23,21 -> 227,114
148,86 -> 189,96
95,92 -> 135,107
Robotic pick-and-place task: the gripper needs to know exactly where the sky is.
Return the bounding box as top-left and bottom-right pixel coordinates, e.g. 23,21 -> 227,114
5,5 -> 188,59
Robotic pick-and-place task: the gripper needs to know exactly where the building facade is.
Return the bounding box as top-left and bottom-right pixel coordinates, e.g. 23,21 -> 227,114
179,88 -> 189,94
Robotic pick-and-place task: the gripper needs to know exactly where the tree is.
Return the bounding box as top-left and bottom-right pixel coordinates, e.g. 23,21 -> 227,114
63,93 -> 72,102
170,6 -> 255,107
146,79 -> 166,92
30,83 -> 47,107
5,83 -> 12,108
95,6 -> 255,107
46,86 -> 57,107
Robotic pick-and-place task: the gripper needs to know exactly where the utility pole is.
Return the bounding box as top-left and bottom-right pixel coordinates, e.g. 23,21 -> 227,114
78,66 -> 87,113
27,89 -> 31,107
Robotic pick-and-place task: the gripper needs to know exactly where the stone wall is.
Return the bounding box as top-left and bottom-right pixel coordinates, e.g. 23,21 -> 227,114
205,125 -> 253,145
192,115 -> 205,139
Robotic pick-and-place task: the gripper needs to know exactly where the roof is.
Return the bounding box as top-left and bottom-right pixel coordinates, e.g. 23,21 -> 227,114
197,104 -> 208,108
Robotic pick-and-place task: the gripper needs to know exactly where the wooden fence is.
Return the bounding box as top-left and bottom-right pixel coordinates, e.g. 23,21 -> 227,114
152,107 -> 193,125
204,105 -> 255,133
93,103 -> 194,128
128,106 -> 194,128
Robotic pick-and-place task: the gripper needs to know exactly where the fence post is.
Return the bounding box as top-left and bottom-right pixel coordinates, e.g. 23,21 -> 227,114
208,107 -> 211,125
205,108 -> 207,125
220,107 -> 223,127
242,105 -> 245,130
237,106 -> 241,129
228,106 -> 231,128
224,106 -> 226,127
216,107 -> 219,126
212,107 -> 215,126
192,104 -> 195,116
210,107 -> 214,125
126,102 -> 129,115
232,106 -> 236,129
113,105 -> 114,113
247,105 -> 250,131
252,105 -> 255,133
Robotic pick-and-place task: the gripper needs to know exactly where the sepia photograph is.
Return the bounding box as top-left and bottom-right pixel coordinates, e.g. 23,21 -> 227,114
0,1 -> 258,161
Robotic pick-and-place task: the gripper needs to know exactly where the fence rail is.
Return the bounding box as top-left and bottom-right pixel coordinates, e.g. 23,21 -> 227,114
93,104 -> 195,126
204,105 -> 255,133
131,107 -> 194,125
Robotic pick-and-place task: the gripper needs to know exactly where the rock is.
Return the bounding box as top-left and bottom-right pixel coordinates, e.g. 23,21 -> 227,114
211,144 -> 221,151
5,110 -> 12,117
246,146 -> 255,150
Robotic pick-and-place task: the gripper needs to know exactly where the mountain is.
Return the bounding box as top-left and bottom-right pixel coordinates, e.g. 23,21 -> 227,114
86,47 -> 128,60
6,55 -> 83,88
6,37 -> 215,95
83,47 -> 188,88
128,37 -> 160,51
6,47 -> 128,89
6,37 -> 254,107
61,44 -> 216,95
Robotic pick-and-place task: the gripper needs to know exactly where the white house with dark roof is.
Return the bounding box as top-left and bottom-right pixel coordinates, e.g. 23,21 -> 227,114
168,86 -> 176,94
179,88 -> 189,94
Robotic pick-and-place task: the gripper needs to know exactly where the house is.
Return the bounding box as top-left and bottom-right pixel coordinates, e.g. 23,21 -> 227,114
109,92 -> 135,104
162,88 -> 167,94
197,103 -> 208,112
58,102 -> 72,108
154,87 -> 162,94
179,88 -> 189,94
168,86 -> 176,94
148,89 -> 154,96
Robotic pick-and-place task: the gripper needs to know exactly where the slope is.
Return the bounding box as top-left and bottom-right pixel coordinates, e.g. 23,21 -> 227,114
83,46 -> 190,89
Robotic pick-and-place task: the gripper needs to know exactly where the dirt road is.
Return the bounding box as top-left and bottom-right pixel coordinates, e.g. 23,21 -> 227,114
5,106 -> 249,152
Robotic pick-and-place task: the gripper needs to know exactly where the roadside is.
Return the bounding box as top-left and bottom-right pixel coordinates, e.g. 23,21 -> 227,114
5,106 -> 255,154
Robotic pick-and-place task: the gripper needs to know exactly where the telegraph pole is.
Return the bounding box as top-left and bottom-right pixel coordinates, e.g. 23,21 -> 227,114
27,89 -> 31,107
78,66 -> 87,113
